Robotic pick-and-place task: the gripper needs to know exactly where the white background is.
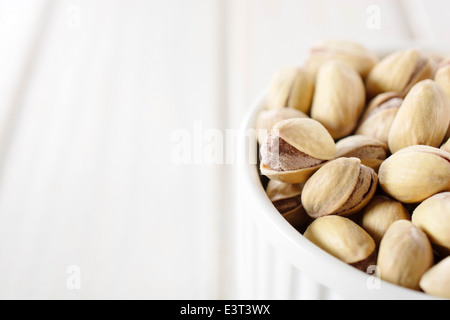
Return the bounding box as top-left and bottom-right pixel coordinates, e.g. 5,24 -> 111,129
0,0 -> 448,299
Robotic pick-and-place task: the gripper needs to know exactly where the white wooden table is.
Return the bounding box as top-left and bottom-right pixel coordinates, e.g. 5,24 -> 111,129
0,0 -> 448,299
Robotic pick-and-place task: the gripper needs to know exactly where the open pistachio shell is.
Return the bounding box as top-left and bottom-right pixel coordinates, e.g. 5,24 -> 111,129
301,157 -> 378,218
378,145 -> 450,203
412,192 -> 450,256
310,61 -> 366,139
377,220 -> 434,290
304,215 -> 376,271
266,66 -> 314,113
355,92 -> 403,145
388,80 -> 450,153
335,135 -> 388,171
255,108 -> 308,143
420,256 -> 450,299
366,49 -> 434,98
305,39 -> 378,78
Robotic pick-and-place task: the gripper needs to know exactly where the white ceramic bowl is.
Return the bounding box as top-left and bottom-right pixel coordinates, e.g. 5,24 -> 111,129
235,93 -> 439,300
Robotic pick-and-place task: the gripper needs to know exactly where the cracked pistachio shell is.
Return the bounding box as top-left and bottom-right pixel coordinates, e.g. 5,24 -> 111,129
366,49 -> 434,98
255,108 -> 308,143
435,58 -> 450,141
412,192 -> 450,256
388,80 -> 450,154
335,135 -> 388,171
442,138 -> 450,153
304,215 -> 376,271
305,40 -> 378,78
310,61 -> 365,139
378,145 -> 450,203
377,220 -> 433,290
266,180 -> 310,231
260,118 -> 336,184
266,66 -> 314,113
361,195 -> 411,246
420,256 -> 450,299
355,92 -> 403,145
301,157 -> 378,218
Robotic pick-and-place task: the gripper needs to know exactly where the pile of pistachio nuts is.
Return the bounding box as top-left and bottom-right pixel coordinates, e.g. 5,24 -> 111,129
257,40 -> 450,299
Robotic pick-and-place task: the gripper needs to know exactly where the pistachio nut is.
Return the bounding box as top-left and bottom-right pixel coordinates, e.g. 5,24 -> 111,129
335,135 -> 388,171
266,66 -> 314,114
442,138 -> 450,153
310,61 -> 366,139
420,256 -> 450,299
266,180 -> 310,231
435,57 -> 450,141
412,192 -> 450,256
360,195 -> 411,246
355,92 -> 403,145
305,39 -> 378,78
366,49 -> 434,98
378,145 -> 450,203
388,80 -> 450,153
377,220 -> 434,290
301,157 -> 378,218
304,215 -> 376,272
255,108 -> 308,144
260,118 -> 336,184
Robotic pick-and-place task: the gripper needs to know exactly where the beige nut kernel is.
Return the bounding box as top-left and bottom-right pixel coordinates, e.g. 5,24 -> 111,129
377,220 -> 434,290
442,138 -> 450,153
266,180 -> 310,231
388,79 -> 450,153
310,61 -> 366,139
361,195 -> 411,246
305,39 -> 378,78
304,215 -> 376,272
266,66 -> 314,114
335,135 -> 388,171
378,145 -> 450,203
366,49 -> 434,98
255,108 -> 308,144
355,92 -> 403,145
420,256 -> 450,299
412,192 -> 450,256
301,157 -> 378,218
260,118 -> 336,184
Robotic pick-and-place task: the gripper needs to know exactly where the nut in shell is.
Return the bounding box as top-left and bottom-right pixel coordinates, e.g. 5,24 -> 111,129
412,192 -> 450,256
310,61 -> 366,139
377,220 -> 434,290
388,79 -> 450,153
420,256 -> 450,299
335,135 -> 388,171
360,195 -> 411,246
305,39 -> 378,78
434,57 -> 450,141
301,157 -> 378,218
355,92 -> 403,145
260,118 -> 336,184
266,180 -> 310,231
365,49 -> 434,98
266,66 -> 314,114
304,215 -> 376,272
378,145 -> 450,203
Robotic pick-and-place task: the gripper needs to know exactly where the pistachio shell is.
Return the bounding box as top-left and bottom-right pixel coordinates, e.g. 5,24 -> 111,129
366,49 -> 434,98
360,195 -> 411,245
420,256 -> 450,299
255,108 -> 308,143
378,145 -> 450,203
311,61 -> 366,139
435,58 -> 450,141
442,138 -> 450,153
388,80 -> 450,153
335,135 -> 388,171
304,215 -> 376,271
355,92 -> 403,144
266,66 -> 314,113
301,157 -> 378,218
377,220 -> 434,290
266,179 -> 303,202
305,40 -> 378,78
412,192 -> 450,256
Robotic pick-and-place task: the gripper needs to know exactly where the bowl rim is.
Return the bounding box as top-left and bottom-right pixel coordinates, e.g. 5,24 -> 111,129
237,92 -> 440,300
